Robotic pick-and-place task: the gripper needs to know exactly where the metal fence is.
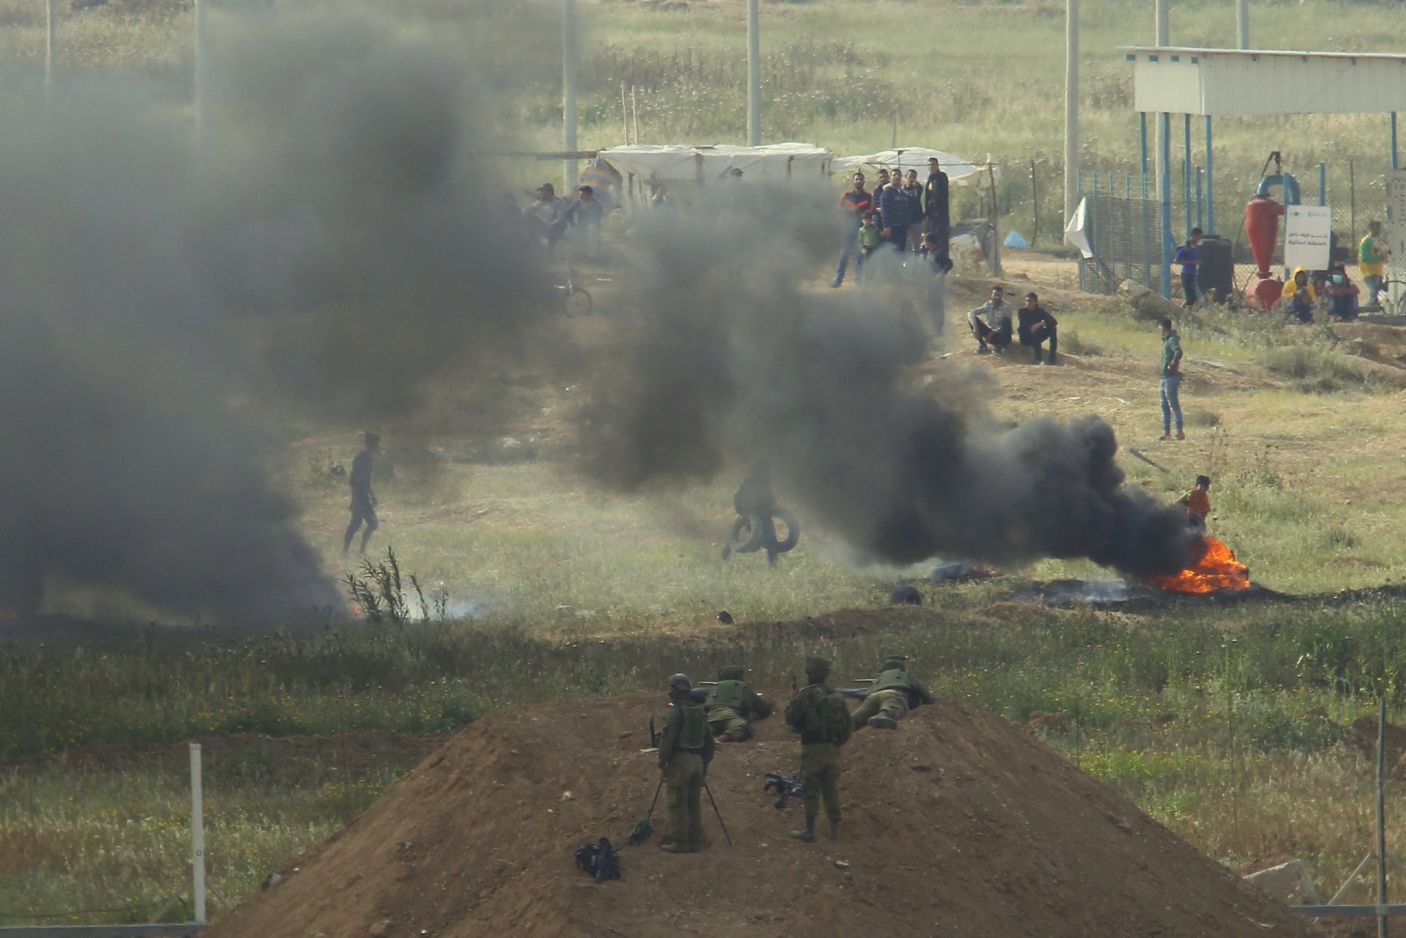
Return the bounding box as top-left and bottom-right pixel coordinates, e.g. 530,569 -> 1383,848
1075,159 -> 1394,299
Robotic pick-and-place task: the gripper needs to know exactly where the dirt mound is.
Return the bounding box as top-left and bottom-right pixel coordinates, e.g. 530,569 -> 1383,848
210,694 -> 1315,938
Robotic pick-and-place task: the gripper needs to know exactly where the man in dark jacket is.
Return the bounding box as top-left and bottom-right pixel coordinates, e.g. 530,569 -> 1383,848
923,156 -> 951,267
850,655 -> 935,729
879,172 -> 913,253
1017,291 -> 1059,364
658,673 -> 715,853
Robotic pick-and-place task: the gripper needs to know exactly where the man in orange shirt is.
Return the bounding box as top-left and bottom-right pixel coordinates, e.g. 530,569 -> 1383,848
1178,475 -> 1212,531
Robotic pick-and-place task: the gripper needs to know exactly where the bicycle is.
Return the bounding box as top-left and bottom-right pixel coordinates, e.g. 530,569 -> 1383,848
556,265 -> 593,317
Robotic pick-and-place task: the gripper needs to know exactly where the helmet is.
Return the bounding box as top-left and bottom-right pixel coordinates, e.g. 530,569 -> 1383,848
667,673 -> 692,693
882,655 -> 907,670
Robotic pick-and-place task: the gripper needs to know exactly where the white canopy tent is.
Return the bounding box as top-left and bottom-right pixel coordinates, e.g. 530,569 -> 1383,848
831,148 -> 996,187
597,143 -> 832,198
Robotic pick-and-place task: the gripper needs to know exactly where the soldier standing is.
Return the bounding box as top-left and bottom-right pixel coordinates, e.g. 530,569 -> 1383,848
705,665 -> 774,742
658,674 -> 714,854
784,656 -> 852,842
342,432 -> 381,557
850,655 -> 935,730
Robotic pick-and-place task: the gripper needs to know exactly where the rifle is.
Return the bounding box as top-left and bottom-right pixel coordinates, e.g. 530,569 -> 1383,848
763,772 -> 804,810
649,714 -> 660,749
835,687 -> 872,700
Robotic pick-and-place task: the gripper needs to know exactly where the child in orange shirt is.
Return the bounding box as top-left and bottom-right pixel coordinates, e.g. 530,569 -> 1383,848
1178,475 -> 1212,531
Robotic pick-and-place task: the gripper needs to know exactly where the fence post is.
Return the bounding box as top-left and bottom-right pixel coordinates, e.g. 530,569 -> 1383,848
1183,113 -> 1192,239
190,743 -> 206,924
1319,162 -> 1327,207
1196,167 -> 1203,231
1350,159 -> 1357,243
1159,113 -> 1173,299
1205,115 -> 1215,236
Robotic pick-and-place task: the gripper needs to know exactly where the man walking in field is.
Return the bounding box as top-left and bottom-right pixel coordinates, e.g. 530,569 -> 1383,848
342,431 -> 381,557
1158,318 -> 1184,441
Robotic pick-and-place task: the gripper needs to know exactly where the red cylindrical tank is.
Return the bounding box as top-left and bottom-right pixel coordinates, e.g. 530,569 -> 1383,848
1243,193 -> 1283,276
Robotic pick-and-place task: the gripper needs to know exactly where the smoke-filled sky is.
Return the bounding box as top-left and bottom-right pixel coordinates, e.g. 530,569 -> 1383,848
0,0 -> 1192,623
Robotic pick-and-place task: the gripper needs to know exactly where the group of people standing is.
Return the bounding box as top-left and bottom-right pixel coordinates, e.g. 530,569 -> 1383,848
832,156 -> 951,287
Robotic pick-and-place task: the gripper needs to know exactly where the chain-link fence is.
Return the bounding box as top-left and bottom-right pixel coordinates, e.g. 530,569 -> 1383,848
1074,159 -> 1396,299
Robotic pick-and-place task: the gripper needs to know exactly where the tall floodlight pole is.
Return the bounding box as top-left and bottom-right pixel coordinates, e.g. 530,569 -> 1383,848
562,0 -> 579,190
193,0 -> 208,150
44,0 -> 56,105
1153,0 -> 1169,216
1064,0 -> 1079,224
746,0 -> 761,146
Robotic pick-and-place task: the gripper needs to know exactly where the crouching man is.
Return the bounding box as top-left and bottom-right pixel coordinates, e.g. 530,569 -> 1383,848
851,655 -> 934,730
705,665 -> 773,742
968,284 -> 1013,355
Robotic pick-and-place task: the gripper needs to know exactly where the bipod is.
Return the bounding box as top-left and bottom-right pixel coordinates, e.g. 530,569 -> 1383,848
628,776 -> 664,845
703,780 -> 733,846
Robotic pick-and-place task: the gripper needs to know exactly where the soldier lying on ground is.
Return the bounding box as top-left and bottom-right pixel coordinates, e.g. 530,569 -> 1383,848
705,665 -> 774,742
851,655 -> 934,730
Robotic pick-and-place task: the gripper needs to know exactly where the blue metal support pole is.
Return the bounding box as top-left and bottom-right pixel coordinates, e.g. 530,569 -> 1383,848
1393,113 -> 1400,171
1183,113 -> 1192,237
1196,167 -> 1203,231
1205,115 -> 1214,236
1318,161 -> 1326,206
1160,112 -> 1173,298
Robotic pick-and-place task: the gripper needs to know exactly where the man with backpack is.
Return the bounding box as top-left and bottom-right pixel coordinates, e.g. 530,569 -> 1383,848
658,673 -> 715,853
850,655 -> 934,730
705,665 -> 773,742
784,656 -> 852,843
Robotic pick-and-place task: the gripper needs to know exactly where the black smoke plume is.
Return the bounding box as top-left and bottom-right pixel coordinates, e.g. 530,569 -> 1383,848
0,3 -> 547,620
580,182 -> 1195,576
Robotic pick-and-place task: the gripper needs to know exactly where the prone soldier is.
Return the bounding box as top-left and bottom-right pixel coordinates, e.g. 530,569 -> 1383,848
705,665 -> 774,742
850,655 -> 934,730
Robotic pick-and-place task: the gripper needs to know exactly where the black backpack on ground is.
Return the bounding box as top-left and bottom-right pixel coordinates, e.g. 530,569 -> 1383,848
574,837 -> 622,881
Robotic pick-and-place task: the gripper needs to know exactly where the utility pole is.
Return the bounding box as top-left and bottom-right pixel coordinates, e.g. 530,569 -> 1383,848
44,0 -> 56,106
1064,0 -> 1079,224
562,0 -> 579,190
1154,0 -> 1169,217
1236,0 -> 1249,49
193,0 -> 208,151
746,0 -> 760,146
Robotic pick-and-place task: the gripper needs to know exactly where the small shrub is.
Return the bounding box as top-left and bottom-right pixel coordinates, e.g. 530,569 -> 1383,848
1186,410 -> 1221,428
1058,329 -> 1101,357
1260,345 -> 1366,392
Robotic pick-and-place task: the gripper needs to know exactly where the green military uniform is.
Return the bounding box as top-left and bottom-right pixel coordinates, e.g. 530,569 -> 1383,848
706,665 -> 774,742
658,676 -> 715,853
851,656 -> 935,730
783,657 -> 851,842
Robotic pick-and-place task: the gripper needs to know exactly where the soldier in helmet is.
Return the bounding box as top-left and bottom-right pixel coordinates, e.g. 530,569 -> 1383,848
850,655 -> 934,730
783,656 -> 852,843
657,673 -> 715,853
705,665 -> 774,742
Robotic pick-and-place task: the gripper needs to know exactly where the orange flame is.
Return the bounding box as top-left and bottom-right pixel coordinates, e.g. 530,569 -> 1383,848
1147,536 -> 1250,594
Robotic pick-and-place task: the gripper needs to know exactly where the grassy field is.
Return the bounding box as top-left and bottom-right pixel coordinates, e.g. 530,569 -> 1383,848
5,0 -> 1406,926
8,257 -> 1406,923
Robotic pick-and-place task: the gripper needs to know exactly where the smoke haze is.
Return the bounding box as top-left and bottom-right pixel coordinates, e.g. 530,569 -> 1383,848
581,183 -> 1196,576
0,3 -> 548,620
